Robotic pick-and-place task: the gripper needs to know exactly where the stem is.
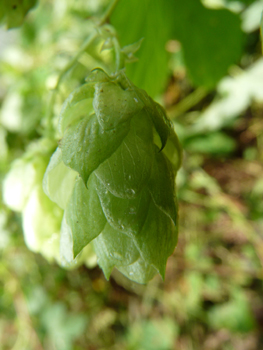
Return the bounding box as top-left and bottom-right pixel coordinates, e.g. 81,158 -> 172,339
44,30 -> 98,137
167,86 -> 207,120
55,31 -> 98,90
112,36 -> 124,73
44,0 -> 120,137
98,0 -> 120,26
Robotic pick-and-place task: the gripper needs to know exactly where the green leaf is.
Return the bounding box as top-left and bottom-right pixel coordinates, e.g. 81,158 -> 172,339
61,113 -> 130,185
95,111 -> 154,198
170,0 -> 243,88
208,289 -> 256,333
43,147 -> 78,210
112,0 -> 243,91
41,303 -> 87,350
121,38 -> 144,63
92,223 -> 140,279
122,38 -> 144,57
261,11 -> 263,53
65,174 -> 106,257
184,131 -> 237,155
111,0 -> 171,97
0,0 -> 37,29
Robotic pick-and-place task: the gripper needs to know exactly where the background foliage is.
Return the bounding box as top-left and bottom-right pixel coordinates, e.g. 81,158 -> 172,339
1,0 -> 263,349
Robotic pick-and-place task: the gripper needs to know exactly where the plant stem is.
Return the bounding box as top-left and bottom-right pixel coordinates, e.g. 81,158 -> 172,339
56,31 -> 98,90
44,30 -> 98,137
98,0 -> 120,26
112,36 -> 124,73
167,86 -> 207,120
44,0 -> 120,137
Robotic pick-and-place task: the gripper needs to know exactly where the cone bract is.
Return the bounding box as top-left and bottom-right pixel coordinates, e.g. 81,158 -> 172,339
44,68 -> 181,283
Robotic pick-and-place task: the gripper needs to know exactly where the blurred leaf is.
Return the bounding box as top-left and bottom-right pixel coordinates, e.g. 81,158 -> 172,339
193,58 -> 263,132
170,0 -> 243,88
261,10 -> 263,52
0,0 -> 37,29
242,1 -> 263,33
184,271 -> 204,315
208,289 -> 256,333
111,0 -> 171,97
122,38 -> 144,63
112,0 -> 243,93
226,0 -> 256,4
41,302 -> 87,350
126,318 -> 178,350
184,132 -> 236,155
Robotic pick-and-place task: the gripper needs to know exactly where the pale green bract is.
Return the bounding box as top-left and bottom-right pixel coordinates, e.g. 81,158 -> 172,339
44,68 -> 181,284
3,139 -> 97,268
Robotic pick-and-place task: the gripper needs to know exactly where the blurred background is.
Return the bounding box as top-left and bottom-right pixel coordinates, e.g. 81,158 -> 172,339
1,0 -> 263,349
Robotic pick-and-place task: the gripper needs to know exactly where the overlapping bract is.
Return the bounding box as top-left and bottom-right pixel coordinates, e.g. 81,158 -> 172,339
44,68 -> 181,283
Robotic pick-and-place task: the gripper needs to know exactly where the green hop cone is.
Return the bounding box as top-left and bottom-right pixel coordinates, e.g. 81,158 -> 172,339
44,68 -> 182,283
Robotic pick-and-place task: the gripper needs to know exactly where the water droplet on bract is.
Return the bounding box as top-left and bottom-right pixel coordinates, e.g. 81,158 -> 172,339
117,220 -> 125,230
113,252 -> 122,260
134,98 -> 138,103
126,188 -> 135,196
128,175 -> 132,180
129,272 -> 134,276
129,207 -> 136,214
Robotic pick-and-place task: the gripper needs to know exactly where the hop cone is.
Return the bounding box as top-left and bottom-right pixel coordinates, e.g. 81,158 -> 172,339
44,68 -> 181,283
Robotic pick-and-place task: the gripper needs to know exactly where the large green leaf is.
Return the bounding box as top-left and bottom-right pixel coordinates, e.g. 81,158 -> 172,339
112,0 -> 243,91
170,0 -> 243,88
111,0 -> 171,97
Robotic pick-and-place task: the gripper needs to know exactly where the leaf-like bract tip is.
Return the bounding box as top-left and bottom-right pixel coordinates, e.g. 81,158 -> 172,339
157,264 -> 166,281
85,68 -> 110,83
